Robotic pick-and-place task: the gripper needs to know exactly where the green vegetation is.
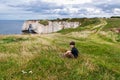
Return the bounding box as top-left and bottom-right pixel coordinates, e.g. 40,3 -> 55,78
0,37 -> 29,44
0,18 -> 120,80
80,18 -> 101,27
58,18 -> 102,34
116,34 -> 120,42
57,27 -> 84,34
103,18 -> 120,30
39,20 -> 49,26
52,18 -> 101,26
111,16 -> 120,18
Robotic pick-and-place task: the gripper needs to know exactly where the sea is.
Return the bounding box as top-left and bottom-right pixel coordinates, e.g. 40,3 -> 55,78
0,20 -> 24,35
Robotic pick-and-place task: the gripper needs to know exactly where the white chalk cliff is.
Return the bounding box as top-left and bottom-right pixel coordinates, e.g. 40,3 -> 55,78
22,20 -> 80,34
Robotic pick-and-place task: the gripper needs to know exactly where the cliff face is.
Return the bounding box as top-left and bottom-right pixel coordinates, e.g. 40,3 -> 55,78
22,20 -> 80,34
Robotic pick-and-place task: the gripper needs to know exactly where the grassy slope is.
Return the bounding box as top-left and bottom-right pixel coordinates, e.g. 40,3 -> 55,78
57,18 -> 101,34
103,18 -> 120,30
0,18 -> 120,80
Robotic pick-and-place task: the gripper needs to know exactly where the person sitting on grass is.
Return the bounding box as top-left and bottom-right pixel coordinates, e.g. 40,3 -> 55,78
64,41 -> 79,58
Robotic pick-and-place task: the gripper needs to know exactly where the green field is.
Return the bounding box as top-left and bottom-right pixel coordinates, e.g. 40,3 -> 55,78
103,18 -> 120,30
0,18 -> 120,80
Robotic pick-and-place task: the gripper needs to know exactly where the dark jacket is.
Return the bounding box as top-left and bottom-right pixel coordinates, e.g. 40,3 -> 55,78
71,47 -> 79,58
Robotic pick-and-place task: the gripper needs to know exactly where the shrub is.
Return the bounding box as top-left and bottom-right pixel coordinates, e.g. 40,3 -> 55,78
111,16 -> 120,18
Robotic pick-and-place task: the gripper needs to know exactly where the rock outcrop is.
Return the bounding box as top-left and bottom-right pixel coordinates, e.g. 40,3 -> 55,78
22,20 -> 80,34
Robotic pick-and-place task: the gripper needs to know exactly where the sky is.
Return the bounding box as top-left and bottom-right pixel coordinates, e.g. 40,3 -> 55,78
0,0 -> 120,20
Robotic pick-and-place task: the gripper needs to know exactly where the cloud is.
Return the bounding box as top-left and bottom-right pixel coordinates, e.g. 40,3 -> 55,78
113,8 -> 120,14
43,0 -> 92,4
0,0 -> 120,20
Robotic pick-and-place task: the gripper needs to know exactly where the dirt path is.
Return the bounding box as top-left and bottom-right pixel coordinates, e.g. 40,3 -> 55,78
91,19 -> 107,33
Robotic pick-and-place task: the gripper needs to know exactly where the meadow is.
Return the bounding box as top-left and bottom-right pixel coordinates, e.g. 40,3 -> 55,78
0,18 -> 120,80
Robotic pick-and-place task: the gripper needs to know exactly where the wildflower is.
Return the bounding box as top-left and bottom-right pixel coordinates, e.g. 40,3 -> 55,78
21,70 -> 27,74
29,70 -> 33,74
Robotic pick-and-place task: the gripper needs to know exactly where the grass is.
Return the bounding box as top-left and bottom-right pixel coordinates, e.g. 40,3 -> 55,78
0,37 -> 29,44
57,18 -> 103,34
0,33 -> 120,80
39,20 -> 49,26
0,18 -> 120,80
103,18 -> 120,30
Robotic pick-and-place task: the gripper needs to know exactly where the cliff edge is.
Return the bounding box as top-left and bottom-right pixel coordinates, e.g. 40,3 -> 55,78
22,20 -> 80,34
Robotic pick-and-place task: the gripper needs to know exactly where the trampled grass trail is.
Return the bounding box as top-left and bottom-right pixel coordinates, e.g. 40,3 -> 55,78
91,19 -> 107,33
0,18 -> 120,80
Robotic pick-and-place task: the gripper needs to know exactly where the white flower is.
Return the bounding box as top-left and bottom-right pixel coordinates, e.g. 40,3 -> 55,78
21,70 -> 27,74
29,70 -> 33,74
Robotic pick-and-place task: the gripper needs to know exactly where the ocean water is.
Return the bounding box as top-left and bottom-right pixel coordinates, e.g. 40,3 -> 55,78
0,20 -> 24,35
